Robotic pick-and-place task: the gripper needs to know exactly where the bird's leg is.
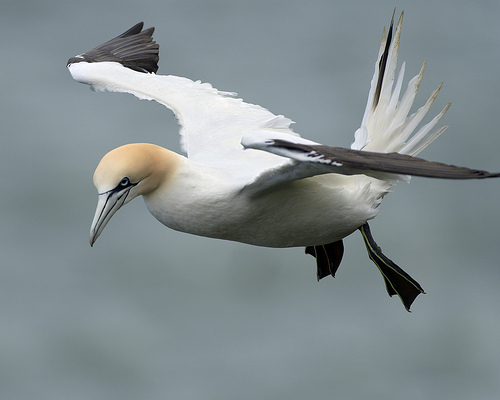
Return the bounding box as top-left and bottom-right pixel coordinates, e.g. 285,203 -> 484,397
305,240 -> 344,281
358,222 -> 425,311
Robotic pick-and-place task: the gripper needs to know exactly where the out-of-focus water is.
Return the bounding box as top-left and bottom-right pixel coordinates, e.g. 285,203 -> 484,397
1,1 -> 499,399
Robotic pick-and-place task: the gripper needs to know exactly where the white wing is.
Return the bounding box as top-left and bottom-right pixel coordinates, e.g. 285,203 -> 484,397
67,22 -> 298,183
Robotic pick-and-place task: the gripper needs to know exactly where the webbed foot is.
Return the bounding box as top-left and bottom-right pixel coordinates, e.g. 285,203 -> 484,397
359,222 -> 425,311
305,241 -> 344,281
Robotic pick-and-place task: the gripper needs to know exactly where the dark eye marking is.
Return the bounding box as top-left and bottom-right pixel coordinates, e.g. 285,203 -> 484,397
111,177 -> 138,193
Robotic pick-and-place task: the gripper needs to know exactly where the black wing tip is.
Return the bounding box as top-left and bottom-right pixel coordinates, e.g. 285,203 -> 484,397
67,21 -> 159,74
119,22 -> 145,37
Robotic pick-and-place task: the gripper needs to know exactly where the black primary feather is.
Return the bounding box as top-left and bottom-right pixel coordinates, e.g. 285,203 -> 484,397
67,22 -> 159,73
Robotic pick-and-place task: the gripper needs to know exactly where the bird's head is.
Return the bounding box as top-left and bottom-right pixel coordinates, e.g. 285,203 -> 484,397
90,143 -> 179,246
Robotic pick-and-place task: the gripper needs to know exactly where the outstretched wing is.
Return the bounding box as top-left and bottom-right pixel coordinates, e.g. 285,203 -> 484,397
67,22 -> 297,179
241,131 -> 500,193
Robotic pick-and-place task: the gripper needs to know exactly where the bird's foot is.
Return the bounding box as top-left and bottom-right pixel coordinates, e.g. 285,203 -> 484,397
305,240 -> 344,281
359,222 -> 425,311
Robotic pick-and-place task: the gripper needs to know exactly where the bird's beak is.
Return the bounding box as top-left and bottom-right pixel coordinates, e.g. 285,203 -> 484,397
89,190 -> 130,246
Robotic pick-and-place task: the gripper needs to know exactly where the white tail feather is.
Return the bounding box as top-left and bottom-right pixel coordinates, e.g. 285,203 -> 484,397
352,12 -> 449,158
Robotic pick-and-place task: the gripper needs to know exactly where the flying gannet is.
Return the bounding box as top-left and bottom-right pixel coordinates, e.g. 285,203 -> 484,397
67,12 -> 499,311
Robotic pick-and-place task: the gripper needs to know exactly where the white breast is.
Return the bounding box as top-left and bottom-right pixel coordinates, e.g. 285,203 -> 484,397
143,158 -> 388,247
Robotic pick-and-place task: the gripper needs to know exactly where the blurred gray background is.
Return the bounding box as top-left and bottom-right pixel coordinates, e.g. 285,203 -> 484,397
1,0 -> 499,399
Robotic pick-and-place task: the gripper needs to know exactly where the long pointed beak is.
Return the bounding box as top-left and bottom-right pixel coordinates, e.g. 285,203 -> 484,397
89,190 -> 130,246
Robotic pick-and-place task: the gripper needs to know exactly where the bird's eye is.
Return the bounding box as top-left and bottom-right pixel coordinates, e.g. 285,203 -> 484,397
120,177 -> 130,187
111,177 -> 134,194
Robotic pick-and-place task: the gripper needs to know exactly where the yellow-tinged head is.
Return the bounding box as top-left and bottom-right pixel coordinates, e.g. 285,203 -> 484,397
90,143 -> 180,246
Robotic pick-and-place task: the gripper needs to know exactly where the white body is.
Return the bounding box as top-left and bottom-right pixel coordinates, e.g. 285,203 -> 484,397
143,156 -> 386,247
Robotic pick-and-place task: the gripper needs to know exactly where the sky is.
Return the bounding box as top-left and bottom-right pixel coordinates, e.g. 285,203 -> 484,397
1,1 -> 500,399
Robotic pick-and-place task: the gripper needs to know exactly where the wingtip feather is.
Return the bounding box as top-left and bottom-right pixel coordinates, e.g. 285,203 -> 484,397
68,22 -> 159,74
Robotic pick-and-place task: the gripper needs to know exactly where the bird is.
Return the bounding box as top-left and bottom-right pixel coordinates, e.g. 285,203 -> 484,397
67,12 -> 499,311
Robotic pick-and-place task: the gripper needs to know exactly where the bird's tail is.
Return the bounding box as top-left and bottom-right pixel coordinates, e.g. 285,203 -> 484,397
351,11 -> 450,157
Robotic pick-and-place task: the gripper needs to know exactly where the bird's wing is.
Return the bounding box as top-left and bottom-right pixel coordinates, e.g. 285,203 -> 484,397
241,131 -> 500,195
67,22 -> 297,181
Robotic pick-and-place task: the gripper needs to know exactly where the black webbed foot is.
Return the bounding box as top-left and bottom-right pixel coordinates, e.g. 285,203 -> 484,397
359,222 -> 425,311
305,241 -> 344,281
